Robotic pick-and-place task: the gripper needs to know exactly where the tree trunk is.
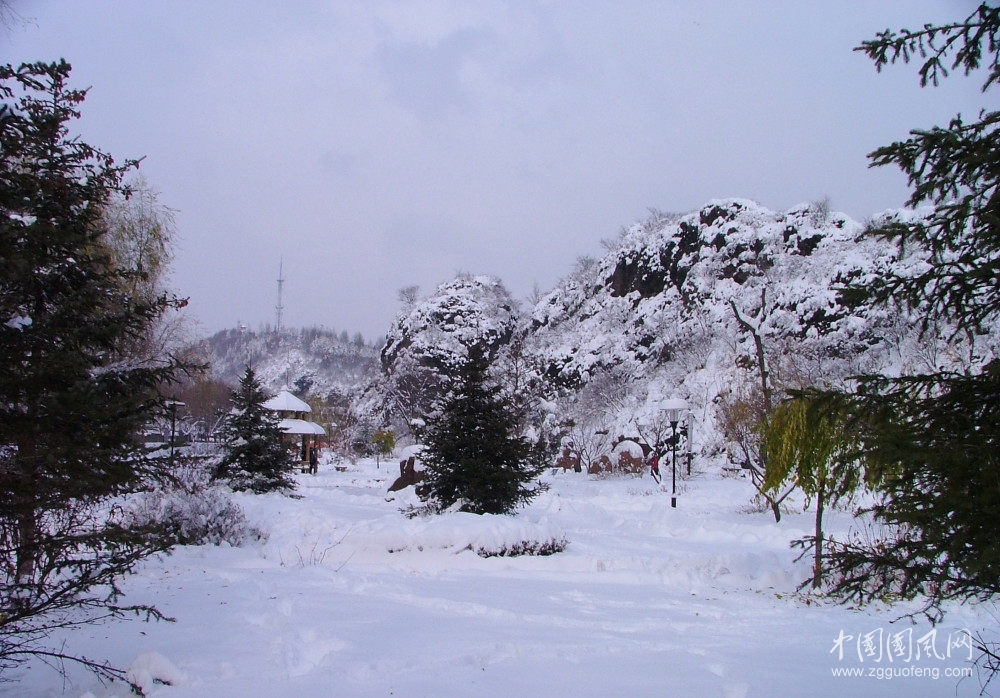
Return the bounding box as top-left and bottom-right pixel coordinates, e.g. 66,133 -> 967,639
15,508 -> 37,585
729,292 -> 771,410
14,432 -> 39,586
812,484 -> 826,589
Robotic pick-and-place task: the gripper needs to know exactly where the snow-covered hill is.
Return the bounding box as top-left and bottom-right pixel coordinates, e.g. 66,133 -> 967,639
207,198 -> 993,470
197,326 -> 379,401
356,274 -> 520,432
381,273 -> 518,377
529,199 -> 876,386
519,198 -> 915,451
351,198 -> 936,461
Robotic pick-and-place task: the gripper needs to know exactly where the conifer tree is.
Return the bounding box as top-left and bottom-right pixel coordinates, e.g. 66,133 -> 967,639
416,348 -> 547,515
0,61 -> 193,679
821,3 -> 1000,628
216,366 -> 296,493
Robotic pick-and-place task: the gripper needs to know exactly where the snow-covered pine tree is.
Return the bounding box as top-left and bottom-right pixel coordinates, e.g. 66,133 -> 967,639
416,347 -> 547,515
0,61 -> 194,680
820,2 -> 1000,637
216,366 -> 296,493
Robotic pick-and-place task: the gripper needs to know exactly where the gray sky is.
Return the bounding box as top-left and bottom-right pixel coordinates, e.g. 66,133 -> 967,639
3,1 -> 988,342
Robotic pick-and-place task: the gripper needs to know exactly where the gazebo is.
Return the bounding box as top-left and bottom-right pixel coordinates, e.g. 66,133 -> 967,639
263,390 -> 326,464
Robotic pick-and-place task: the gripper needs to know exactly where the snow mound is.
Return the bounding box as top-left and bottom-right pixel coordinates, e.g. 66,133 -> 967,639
612,439 -> 644,459
359,511 -> 567,557
125,651 -> 187,695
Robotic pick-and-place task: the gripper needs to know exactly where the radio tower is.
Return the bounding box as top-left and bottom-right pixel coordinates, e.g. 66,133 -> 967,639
275,258 -> 285,333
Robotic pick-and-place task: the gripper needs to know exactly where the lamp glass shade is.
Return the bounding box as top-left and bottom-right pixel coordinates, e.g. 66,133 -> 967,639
662,398 -> 688,424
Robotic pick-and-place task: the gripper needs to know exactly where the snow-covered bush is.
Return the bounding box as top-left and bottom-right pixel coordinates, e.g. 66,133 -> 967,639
474,536 -> 568,558
125,651 -> 187,695
383,507 -> 568,557
125,460 -> 265,547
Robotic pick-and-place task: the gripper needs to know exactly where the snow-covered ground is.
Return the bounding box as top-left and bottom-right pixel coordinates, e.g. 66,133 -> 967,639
12,459 -> 992,697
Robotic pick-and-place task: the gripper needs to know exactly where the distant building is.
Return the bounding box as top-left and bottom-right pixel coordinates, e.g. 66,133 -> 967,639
263,390 -> 326,463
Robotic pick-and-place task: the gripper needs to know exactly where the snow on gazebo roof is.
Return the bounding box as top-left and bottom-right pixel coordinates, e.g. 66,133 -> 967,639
263,390 -> 311,413
278,418 -> 326,435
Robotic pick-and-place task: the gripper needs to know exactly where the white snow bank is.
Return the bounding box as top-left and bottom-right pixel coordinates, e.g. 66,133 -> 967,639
399,443 -> 425,460
14,461 -> 992,698
358,511 -> 566,556
125,651 -> 187,695
611,439 -> 644,458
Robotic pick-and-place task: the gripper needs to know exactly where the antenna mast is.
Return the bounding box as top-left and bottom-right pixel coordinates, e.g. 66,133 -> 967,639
275,257 -> 285,333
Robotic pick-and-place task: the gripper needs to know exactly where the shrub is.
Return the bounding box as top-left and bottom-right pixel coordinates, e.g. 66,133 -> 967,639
474,536 -> 568,558
125,460 -> 265,547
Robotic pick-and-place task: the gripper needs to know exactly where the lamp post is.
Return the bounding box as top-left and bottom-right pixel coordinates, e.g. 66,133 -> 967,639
166,399 -> 185,467
662,398 -> 688,508
685,415 -> 693,476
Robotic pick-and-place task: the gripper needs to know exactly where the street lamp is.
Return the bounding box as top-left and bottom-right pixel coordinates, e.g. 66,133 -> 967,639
662,398 -> 688,508
166,399 -> 185,467
686,414 -> 694,476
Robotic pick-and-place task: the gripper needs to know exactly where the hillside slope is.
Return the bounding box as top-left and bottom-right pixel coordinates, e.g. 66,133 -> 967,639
197,327 -> 379,401
522,198 -> 914,450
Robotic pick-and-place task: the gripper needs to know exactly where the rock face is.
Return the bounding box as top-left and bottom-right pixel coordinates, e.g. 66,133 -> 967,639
349,200 -> 928,451
369,274 -> 519,429
525,198 -> 893,397
381,274 -> 518,376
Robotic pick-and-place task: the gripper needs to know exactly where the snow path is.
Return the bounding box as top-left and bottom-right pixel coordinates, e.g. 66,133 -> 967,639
13,462 -> 991,697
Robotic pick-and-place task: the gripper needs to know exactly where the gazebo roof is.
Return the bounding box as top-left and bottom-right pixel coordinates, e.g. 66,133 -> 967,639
263,390 -> 311,413
278,418 -> 326,435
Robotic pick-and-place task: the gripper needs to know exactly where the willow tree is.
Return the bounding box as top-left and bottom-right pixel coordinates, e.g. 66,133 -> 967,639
762,396 -> 865,588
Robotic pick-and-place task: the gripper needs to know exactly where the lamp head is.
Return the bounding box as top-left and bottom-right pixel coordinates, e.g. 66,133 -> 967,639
662,398 -> 688,425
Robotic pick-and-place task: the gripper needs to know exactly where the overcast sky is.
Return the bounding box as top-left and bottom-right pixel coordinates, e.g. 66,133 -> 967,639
3,1 -> 988,342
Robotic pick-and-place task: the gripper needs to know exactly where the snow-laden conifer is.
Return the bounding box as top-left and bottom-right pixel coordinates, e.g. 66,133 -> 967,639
215,366 -> 296,494
417,347 -> 547,515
